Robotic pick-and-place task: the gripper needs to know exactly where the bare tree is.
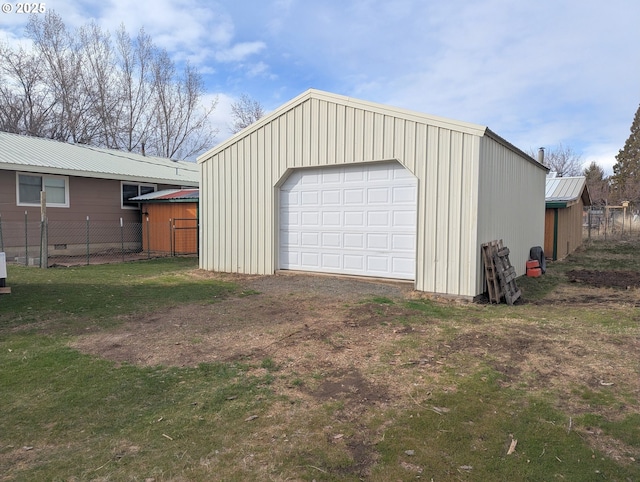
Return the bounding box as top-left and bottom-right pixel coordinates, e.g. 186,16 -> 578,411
536,143 -> 584,177
26,11 -> 96,143
78,22 -> 121,149
114,26 -> 155,153
1,10 -> 218,160
0,42 -> 57,136
229,93 -> 265,133
151,52 -> 218,159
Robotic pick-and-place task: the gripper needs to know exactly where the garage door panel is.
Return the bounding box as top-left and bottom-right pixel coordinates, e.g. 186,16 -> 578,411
301,191 -> 319,205
301,252 -> 320,267
282,231 -> 299,246
367,256 -> 389,272
344,255 -> 364,270
344,233 -> 364,248
392,234 -> 414,250
393,211 -> 416,227
393,185 -> 416,203
367,211 -> 390,227
321,253 -> 341,269
301,212 -> 320,226
301,232 -> 319,247
322,190 -> 341,204
301,173 -> 320,185
344,170 -> 365,182
280,162 -> 416,280
392,257 -> 414,275
344,189 -> 364,204
367,233 -> 389,249
368,188 -> 390,204
368,166 -> 392,181
281,191 -> 299,207
322,211 -> 341,226
321,232 -> 341,248
281,211 -> 299,227
344,211 -> 365,226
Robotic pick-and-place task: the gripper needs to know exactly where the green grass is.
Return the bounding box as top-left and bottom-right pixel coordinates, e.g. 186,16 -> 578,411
373,370 -> 637,481
1,247 -> 639,480
0,333 -> 276,481
0,258 -> 236,329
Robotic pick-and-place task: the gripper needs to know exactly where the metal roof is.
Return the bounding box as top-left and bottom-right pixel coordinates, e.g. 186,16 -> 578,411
0,131 -> 199,186
546,176 -> 590,205
131,188 -> 199,201
199,89 -> 544,170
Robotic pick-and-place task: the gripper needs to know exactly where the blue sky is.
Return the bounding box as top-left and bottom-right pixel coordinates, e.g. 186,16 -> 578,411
2,0 -> 639,173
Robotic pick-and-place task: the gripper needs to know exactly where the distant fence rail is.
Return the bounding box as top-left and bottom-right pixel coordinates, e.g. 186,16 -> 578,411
0,214 -> 198,267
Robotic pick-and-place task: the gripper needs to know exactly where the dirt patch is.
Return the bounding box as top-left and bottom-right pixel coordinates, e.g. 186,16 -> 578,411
567,269 -> 640,289
68,270 -> 640,468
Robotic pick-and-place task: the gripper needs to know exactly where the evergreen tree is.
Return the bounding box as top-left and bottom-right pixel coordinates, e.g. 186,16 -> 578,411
583,161 -> 608,206
611,104 -> 640,204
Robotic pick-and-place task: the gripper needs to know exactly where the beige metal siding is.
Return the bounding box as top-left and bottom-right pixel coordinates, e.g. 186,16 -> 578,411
199,90 -> 542,298
476,136 -> 546,289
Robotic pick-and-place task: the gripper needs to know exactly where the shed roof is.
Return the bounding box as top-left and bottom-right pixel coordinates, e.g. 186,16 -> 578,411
545,176 -> 591,207
131,188 -> 199,202
0,131 -> 198,186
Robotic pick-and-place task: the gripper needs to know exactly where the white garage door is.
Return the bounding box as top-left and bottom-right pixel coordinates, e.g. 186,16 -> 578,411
279,162 -> 417,280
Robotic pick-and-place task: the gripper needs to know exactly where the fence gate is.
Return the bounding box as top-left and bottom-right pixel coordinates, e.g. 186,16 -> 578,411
171,217 -> 198,255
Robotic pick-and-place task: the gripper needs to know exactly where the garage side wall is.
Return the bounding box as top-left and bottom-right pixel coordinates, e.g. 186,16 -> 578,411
199,95 -> 482,297
476,137 -> 546,292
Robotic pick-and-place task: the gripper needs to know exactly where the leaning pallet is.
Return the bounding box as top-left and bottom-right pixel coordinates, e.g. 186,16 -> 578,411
481,240 -> 521,305
481,240 -> 501,303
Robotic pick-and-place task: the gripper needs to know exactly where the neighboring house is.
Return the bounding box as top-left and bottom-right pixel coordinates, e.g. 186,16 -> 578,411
131,188 -> 199,255
0,131 -> 198,258
545,175 -> 591,261
198,89 -> 548,299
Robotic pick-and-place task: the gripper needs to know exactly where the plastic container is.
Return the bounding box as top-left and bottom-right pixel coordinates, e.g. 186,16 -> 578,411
527,267 -> 542,277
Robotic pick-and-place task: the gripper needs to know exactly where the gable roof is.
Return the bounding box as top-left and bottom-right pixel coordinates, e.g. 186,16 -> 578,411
198,89 -> 541,168
546,176 -> 591,207
0,131 -> 198,186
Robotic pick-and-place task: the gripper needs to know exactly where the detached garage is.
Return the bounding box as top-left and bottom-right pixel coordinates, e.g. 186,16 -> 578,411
198,89 -> 548,298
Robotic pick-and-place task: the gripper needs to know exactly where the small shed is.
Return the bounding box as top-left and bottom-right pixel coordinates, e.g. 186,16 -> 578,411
545,176 -> 591,260
132,189 -> 199,255
198,89 -> 548,299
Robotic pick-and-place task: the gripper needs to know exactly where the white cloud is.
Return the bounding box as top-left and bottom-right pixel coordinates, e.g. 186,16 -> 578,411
214,41 -> 267,62
3,0 -> 639,171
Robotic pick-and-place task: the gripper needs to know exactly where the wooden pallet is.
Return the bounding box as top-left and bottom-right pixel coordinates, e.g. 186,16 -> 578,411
481,240 -> 502,303
481,240 -> 521,305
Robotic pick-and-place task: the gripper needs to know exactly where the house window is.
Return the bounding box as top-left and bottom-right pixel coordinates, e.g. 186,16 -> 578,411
17,173 -> 69,207
121,182 -> 156,208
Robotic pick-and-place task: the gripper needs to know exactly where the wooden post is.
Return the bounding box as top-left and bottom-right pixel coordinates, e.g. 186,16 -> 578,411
40,191 -> 48,269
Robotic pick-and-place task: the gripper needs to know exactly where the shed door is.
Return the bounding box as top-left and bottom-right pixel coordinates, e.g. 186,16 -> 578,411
279,162 -> 417,280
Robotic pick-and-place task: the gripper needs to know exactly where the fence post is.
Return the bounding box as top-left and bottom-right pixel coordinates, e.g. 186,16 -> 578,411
86,216 -> 90,265
120,217 -> 125,262
24,210 -> 28,266
40,192 -> 48,269
0,214 -> 4,253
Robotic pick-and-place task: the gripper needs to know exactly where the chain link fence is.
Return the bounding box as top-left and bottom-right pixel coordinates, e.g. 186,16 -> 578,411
583,206 -> 640,241
0,215 -> 198,267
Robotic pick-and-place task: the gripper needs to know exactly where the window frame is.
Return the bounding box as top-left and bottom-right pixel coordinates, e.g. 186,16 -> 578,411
16,172 -> 70,208
121,182 -> 157,209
